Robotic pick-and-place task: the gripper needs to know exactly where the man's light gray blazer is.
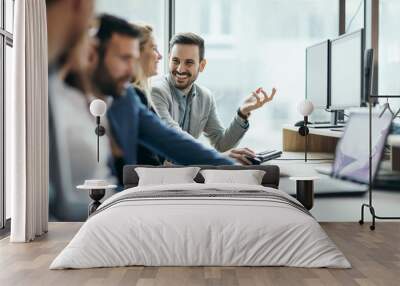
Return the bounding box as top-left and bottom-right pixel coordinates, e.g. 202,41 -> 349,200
151,76 -> 249,152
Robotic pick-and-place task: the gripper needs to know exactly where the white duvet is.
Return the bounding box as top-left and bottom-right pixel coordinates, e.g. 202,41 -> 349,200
50,183 -> 351,269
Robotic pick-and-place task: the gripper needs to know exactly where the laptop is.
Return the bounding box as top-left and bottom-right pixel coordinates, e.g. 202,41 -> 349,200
317,111 -> 397,189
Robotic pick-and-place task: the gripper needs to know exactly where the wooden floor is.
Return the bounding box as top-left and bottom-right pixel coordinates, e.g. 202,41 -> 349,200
1,222 -> 399,286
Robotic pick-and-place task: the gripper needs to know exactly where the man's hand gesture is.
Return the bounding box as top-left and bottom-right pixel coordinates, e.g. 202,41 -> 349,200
239,87 -> 277,117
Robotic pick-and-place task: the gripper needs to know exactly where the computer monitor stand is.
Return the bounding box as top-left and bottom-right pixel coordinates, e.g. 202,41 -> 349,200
308,110 -> 345,129
331,110 -> 345,125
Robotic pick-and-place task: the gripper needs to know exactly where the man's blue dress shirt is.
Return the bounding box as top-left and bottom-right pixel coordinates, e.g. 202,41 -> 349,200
107,87 -> 234,167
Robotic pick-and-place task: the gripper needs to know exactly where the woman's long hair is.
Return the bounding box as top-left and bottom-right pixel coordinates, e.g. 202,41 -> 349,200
131,23 -> 158,112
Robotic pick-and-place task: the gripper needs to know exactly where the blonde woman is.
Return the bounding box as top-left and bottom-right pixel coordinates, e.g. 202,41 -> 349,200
132,23 -> 163,165
133,24 -> 162,96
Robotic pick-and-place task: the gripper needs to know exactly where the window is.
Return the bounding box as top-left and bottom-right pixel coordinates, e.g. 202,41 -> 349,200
96,0 -> 167,74
175,0 -> 339,150
1,0 -> 14,229
5,0 -> 14,33
0,37 -> 3,229
4,43 -> 11,220
379,0 -> 400,106
345,0 -> 364,33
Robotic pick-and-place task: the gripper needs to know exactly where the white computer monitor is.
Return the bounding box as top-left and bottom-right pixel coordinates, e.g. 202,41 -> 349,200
306,40 -> 330,109
330,29 -> 364,110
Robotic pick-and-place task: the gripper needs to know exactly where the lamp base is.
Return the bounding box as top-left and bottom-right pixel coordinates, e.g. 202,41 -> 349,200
95,125 -> 106,136
88,189 -> 105,216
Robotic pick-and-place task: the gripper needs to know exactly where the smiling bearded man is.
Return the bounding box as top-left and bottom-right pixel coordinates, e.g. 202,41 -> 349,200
151,32 -> 277,165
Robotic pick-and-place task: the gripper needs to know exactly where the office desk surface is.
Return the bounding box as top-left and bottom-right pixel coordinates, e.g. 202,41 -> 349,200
270,153 -> 366,196
283,125 -> 343,138
268,152 -> 400,222
284,124 -> 400,146
388,134 -> 400,147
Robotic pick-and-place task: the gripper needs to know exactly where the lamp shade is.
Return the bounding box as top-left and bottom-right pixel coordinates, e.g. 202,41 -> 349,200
89,99 -> 107,117
297,99 -> 314,116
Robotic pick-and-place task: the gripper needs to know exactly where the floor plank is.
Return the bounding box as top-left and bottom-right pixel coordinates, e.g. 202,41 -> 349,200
0,222 -> 399,286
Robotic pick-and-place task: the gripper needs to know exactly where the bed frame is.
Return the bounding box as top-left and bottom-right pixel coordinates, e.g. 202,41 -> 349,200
123,165 -> 280,189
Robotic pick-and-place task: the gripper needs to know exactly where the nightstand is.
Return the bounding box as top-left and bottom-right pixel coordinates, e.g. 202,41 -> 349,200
77,180 -> 117,216
289,176 -> 319,210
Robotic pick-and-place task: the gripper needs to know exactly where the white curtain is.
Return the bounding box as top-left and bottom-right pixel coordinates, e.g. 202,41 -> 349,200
7,0 -> 48,242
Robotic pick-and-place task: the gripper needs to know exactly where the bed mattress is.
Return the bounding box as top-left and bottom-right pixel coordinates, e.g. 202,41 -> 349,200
50,183 -> 350,269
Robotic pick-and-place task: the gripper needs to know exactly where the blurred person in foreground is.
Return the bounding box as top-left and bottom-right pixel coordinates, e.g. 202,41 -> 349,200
50,34 -> 116,221
47,0 -> 116,221
47,0 -> 95,69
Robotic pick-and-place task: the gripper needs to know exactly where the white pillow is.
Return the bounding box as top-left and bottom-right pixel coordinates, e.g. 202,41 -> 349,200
135,167 -> 200,186
200,169 -> 266,185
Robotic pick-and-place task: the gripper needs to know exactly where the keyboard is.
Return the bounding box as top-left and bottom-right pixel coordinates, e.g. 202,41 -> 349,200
330,128 -> 344,132
247,150 -> 282,165
310,125 -> 345,129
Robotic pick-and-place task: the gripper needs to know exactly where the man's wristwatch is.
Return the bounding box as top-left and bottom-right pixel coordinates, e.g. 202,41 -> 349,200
237,108 -> 250,121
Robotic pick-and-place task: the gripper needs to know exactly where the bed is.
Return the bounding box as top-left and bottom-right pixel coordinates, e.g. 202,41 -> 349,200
50,165 -> 350,269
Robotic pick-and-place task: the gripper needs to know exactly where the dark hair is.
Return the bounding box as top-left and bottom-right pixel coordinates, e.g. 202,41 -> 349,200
95,14 -> 142,48
169,32 -> 205,60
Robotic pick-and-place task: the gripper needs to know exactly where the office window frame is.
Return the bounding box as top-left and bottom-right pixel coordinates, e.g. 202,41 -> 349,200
168,0 -> 377,85
168,0 -> 378,125
169,0 -> 351,149
164,0 -> 175,72
1,0 -> 13,232
170,1 -> 348,48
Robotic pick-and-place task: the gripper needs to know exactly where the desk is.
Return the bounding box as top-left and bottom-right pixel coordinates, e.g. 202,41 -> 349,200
269,152 -> 366,197
388,135 -> 400,170
283,125 -> 400,171
282,125 -> 341,153
268,152 -> 400,222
